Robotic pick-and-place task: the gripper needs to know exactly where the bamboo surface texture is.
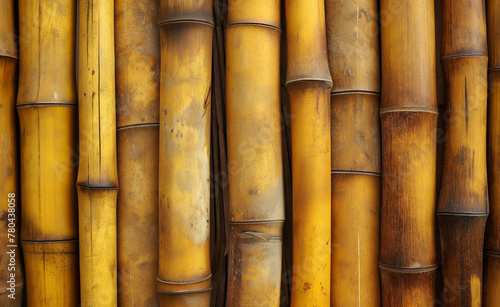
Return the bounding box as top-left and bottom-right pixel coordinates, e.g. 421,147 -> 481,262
285,0 -> 332,305
115,0 -> 160,305
225,1 -> 285,306
17,0 -> 79,306
78,0 -> 117,305
439,1 -> 489,306
157,1 -> 213,306
0,1 -> 24,305
484,0 -> 500,306
379,0 -> 438,305
325,0 -> 381,306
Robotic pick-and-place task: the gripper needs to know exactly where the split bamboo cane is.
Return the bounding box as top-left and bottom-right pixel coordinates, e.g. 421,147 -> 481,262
225,1 -> 284,306
485,1 -> 500,305
157,1 -> 213,305
285,0 -> 332,305
438,1 -> 488,305
115,0 -> 160,305
379,0 -> 438,305
325,0 -> 381,306
0,1 -> 24,305
17,1 -> 79,306
78,0 -> 117,305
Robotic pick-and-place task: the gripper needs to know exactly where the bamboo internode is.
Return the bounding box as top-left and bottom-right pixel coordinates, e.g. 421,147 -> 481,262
379,0 -> 438,305
225,1 -> 284,306
325,0 -> 381,305
285,0 -> 332,305
439,1 -> 489,305
17,0 -> 79,305
78,0 -> 118,305
157,1 -> 213,305
115,0 -> 160,305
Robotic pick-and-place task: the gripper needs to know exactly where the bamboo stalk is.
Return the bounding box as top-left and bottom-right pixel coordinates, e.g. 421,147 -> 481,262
285,1 -> 332,305
0,1 -> 24,305
438,1 -> 488,306
225,1 -> 284,306
485,1 -> 500,305
16,0 -> 79,305
115,0 -> 160,305
325,1 -> 381,305
157,1 -> 213,305
77,0 -> 117,305
379,0 -> 438,305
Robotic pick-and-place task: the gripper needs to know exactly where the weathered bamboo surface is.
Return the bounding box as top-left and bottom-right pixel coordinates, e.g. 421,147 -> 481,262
285,0 -> 332,305
225,1 -> 284,306
0,1 -> 24,305
325,0 -> 381,305
484,0 -> 500,306
17,0 -> 79,305
78,0 -> 117,305
115,0 -> 160,305
438,1 -> 489,306
157,1 -> 213,306
379,0 -> 438,305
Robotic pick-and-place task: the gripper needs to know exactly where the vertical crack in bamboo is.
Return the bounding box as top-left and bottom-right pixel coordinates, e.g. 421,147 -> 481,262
325,0 -> 381,306
438,1 -> 489,306
379,0 -> 438,305
157,1 -> 213,305
285,0 -> 332,306
77,0 -> 118,306
16,0 -> 79,306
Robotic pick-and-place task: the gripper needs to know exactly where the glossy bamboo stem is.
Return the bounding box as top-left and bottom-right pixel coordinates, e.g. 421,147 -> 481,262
285,0 -> 332,305
485,2 -> 500,306
157,1 -> 213,305
379,0 -> 438,305
78,0 -> 117,305
325,0 -> 381,305
115,0 -> 160,305
17,1 -> 79,305
438,1 -> 488,306
225,1 -> 284,306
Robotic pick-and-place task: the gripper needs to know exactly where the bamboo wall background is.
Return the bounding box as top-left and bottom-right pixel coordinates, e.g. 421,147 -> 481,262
0,0 -> 499,306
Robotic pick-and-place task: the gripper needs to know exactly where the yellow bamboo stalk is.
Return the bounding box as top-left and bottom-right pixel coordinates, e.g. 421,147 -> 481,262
379,0 -> 438,305
225,1 -> 284,306
157,1 -> 213,305
0,1 -> 24,305
438,1 -> 488,306
78,0 -> 117,305
16,0 -> 79,305
115,0 -> 160,305
325,0 -> 381,305
285,0 -> 332,305
485,1 -> 500,305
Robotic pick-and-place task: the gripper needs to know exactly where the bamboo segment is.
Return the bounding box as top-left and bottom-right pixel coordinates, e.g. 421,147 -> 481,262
0,1 -> 24,305
225,1 -> 284,306
78,0 -> 117,305
325,1 -> 381,305
285,1 -> 332,305
438,1 -> 488,306
115,0 -> 160,305
379,0 -> 438,305
158,1 -> 213,305
16,0 -> 79,306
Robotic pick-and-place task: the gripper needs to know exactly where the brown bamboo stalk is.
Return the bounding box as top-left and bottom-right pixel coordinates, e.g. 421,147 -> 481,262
285,0 -> 332,305
379,0 -> 438,305
16,1 -> 79,305
115,0 -> 160,305
438,1 -> 488,306
157,1 -> 213,305
78,0 -> 118,305
325,1 -> 381,305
